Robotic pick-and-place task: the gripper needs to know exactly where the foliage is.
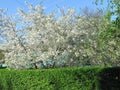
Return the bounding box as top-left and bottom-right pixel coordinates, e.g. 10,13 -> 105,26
0,50 -> 4,60
0,2 -> 120,69
0,4 -> 105,69
0,67 -> 103,90
95,0 -> 120,17
95,0 -> 120,67
0,67 -> 119,90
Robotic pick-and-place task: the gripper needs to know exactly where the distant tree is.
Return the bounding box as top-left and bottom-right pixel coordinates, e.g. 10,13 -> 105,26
95,0 -> 120,66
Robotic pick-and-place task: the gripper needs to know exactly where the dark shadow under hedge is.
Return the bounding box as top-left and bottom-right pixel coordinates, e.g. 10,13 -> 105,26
98,67 -> 120,90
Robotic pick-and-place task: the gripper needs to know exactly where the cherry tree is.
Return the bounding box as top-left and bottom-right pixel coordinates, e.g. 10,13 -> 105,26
0,4 -> 104,69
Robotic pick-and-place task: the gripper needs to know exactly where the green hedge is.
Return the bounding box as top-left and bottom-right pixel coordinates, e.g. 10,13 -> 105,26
0,67 -> 119,90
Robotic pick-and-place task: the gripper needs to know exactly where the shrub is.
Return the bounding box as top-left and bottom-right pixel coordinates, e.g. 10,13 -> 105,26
0,67 -> 102,90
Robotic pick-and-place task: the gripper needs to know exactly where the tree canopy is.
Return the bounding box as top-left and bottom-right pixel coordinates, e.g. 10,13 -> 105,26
0,1 -> 120,70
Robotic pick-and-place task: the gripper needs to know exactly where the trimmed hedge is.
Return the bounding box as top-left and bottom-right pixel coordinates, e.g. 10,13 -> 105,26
0,67 -> 119,90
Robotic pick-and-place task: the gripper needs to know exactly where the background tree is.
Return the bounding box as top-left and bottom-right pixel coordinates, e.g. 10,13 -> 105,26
0,2 -> 120,70
95,0 -> 120,66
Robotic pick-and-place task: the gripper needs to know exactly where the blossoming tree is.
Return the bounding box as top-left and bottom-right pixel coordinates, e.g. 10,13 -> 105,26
0,4 -> 108,69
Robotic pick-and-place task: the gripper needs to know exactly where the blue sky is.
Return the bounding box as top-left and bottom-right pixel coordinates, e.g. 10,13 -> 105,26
0,0 -> 107,16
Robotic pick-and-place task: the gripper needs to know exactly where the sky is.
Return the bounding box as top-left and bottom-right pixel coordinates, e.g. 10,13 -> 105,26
0,0 -> 108,16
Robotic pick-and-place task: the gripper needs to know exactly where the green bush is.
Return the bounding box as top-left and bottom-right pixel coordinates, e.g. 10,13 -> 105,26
0,67 -> 119,90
